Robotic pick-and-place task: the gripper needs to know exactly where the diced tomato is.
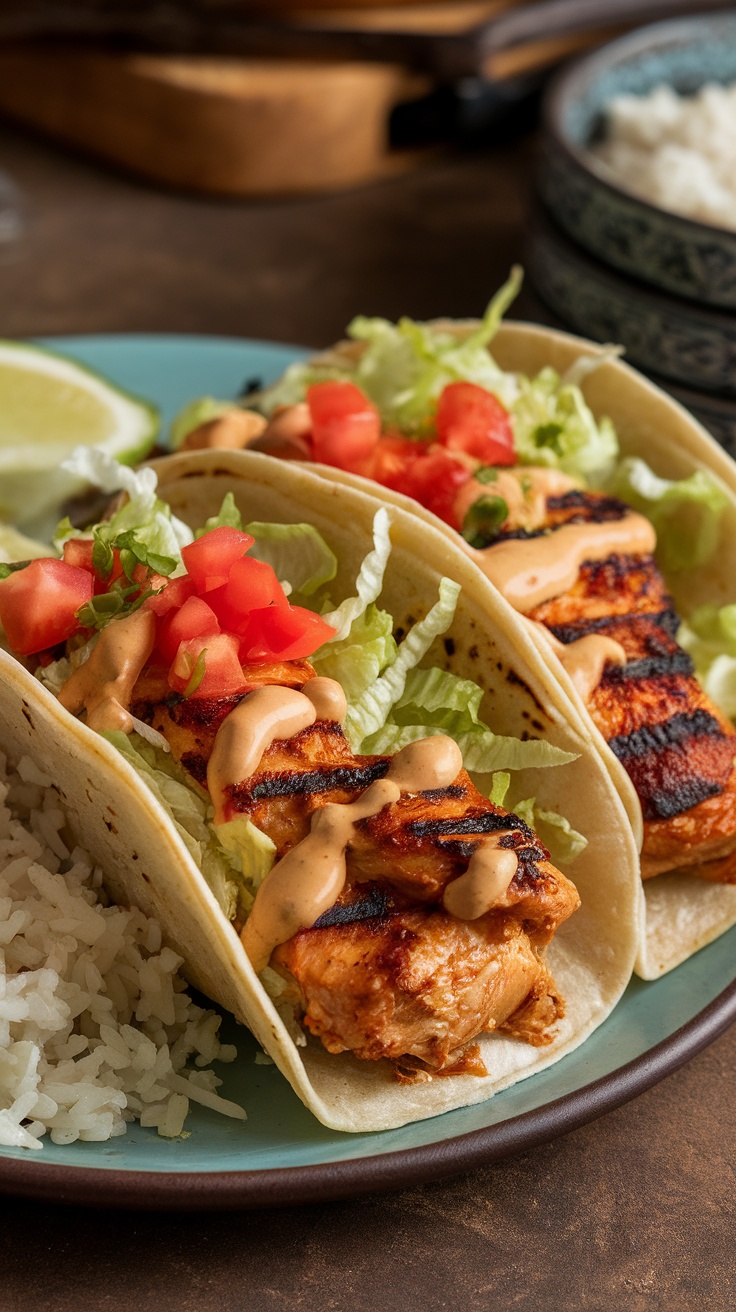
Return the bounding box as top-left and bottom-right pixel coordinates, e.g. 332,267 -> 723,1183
180,527 -> 255,593
363,434 -> 425,483
62,538 -> 126,593
157,596 -> 221,664
383,447 -> 472,528
145,574 -> 196,617
0,558 -> 93,655
435,382 -> 515,465
62,539 -> 95,573
168,633 -> 248,699
207,557 -> 288,633
306,381 -> 381,471
238,605 -> 336,663
145,572 -> 169,594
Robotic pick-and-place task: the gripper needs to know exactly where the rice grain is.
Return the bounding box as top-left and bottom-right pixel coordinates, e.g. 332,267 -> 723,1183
0,751 -> 246,1149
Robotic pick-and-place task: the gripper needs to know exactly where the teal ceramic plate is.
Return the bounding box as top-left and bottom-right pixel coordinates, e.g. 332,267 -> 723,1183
1,334 -> 735,1212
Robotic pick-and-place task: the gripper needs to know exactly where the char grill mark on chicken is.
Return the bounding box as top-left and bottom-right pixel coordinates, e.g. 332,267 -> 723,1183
523,489 -> 736,880
131,670 -> 580,1073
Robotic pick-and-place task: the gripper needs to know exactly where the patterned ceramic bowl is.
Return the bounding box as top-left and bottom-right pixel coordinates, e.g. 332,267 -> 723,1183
539,14 -> 736,311
527,207 -> 736,398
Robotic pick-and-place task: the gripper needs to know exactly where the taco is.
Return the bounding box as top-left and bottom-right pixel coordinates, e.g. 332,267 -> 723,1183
197,279 -> 736,978
0,449 -> 640,1133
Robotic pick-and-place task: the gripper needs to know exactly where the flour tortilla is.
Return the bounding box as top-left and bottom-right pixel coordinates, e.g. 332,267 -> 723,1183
305,320 -> 736,979
0,452 -> 641,1132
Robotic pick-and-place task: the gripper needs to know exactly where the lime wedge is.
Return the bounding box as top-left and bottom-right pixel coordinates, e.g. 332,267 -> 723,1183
0,521 -> 49,563
0,341 -> 158,526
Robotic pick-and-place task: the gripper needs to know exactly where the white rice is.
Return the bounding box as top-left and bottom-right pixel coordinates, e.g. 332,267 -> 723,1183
0,750 -> 246,1150
592,82 -> 736,231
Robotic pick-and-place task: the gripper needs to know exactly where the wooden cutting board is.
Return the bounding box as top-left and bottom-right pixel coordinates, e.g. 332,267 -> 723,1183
0,46 -> 435,195
0,3 -> 611,196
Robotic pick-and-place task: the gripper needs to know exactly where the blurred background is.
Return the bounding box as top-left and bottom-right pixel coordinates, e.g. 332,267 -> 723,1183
3,9 -> 736,1302
0,0 -> 734,448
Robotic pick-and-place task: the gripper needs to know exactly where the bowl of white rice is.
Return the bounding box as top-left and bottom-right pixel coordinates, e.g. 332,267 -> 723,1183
0,749 -> 247,1152
539,13 -> 736,311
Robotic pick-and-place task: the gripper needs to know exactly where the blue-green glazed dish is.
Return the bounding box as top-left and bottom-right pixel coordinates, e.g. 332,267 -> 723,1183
540,14 -> 736,311
1,334 -> 735,1212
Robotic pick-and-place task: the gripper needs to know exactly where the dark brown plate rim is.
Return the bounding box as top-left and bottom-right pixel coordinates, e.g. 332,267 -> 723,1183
1,973 -> 734,1212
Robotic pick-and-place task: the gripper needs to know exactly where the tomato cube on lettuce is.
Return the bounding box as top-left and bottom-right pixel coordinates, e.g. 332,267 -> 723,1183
365,435 -> 424,483
383,447 -> 472,528
207,557 -> 287,632
62,539 -> 96,573
238,604 -> 336,663
181,526 -> 255,593
436,382 -> 515,465
145,574 -> 196,618
157,595 -> 221,663
306,381 -> 381,471
63,539 -> 126,593
168,632 -> 248,699
0,558 -> 93,655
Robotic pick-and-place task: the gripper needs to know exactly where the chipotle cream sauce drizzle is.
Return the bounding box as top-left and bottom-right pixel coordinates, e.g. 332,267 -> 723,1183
207,678 -> 347,823
530,623 -> 627,704
471,512 -> 656,613
442,836 -> 518,921
302,676 -> 348,725
58,608 -> 156,734
241,733 -> 465,971
241,732 -> 520,972
454,466 -> 578,535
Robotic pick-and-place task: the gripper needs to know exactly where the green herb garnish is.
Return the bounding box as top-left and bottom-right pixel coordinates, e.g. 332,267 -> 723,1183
112,529 -> 177,582
76,580 -> 160,631
92,528 -> 115,578
0,559 -> 33,580
475,467 -> 499,485
461,495 -> 509,549
182,647 -> 208,698
533,422 -> 564,454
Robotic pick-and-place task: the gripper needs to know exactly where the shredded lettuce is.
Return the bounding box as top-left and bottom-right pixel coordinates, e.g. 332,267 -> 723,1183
609,457 -> 728,573
320,507 -> 392,642
363,667 -> 577,772
511,796 -> 587,866
489,771 -> 511,806
55,446 -> 193,565
312,603 -> 396,700
344,578 -> 461,749
215,816 -> 276,911
101,731 -> 264,922
194,494 -> 338,597
679,604 -> 736,719
245,521 -> 337,598
255,270 -> 523,436
511,367 -> 619,482
196,491 -> 244,536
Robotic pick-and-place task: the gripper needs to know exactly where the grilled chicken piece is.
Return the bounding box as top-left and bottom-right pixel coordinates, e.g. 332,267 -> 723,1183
517,487 -> 736,881
132,668 -> 579,1072
132,659 -> 317,786
272,909 -> 563,1072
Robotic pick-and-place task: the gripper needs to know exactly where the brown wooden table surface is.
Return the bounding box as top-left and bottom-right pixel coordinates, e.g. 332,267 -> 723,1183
0,119 -> 734,1312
